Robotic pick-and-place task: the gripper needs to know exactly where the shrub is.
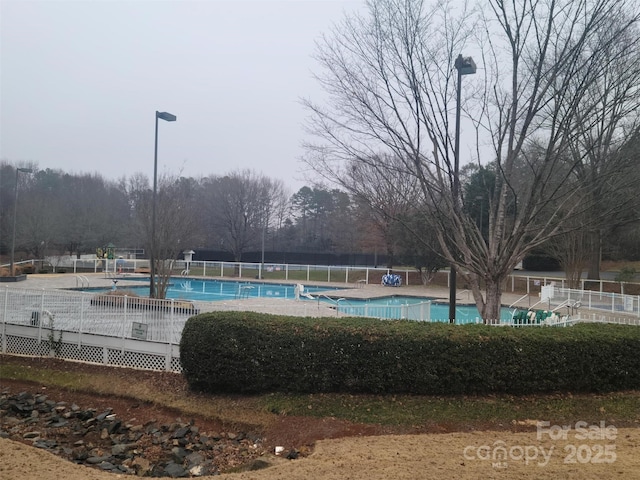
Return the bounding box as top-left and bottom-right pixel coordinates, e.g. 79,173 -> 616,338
0,266 -> 25,276
180,313 -> 640,395
615,266 -> 637,283
21,264 -> 35,274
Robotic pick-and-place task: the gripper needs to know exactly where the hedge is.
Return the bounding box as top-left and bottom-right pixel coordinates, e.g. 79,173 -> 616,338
179,312 -> 640,395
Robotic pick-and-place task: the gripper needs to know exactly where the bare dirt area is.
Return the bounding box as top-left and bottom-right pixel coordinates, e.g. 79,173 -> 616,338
2,356 -> 640,480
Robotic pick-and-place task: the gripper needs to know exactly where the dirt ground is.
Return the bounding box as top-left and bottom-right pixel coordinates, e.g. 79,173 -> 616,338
2,357 -> 640,480
3,428 -> 640,480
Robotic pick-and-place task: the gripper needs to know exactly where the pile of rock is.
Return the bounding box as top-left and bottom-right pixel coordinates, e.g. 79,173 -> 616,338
0,388 -> 275,477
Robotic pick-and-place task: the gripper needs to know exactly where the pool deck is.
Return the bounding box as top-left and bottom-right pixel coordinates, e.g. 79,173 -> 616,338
4,272 -> 536,319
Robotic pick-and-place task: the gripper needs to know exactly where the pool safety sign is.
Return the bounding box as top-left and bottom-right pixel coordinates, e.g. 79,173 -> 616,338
131,322 -> 148,340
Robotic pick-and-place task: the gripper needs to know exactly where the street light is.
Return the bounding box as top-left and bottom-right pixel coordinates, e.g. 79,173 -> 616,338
10,167 -> 33,277
150,111 -> 177,298
449,54 -> 476,323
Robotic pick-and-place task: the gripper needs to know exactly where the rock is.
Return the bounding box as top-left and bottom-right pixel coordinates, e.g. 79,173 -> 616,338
86,455 -> 111,464
98,461 -> 118,470
131,456 -> 152,476
96,410 -> 112,421
108,419 -> 122,434
0,387 -> 273,478
163,461 -> 189,478
171,446 -> 189,463
172,425 -> 191,438
185,451 -> 205,468
111,443 -> 136,456
189,460 -> 218,476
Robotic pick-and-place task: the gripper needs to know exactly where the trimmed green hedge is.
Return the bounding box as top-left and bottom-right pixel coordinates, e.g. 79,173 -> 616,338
179,312 -> 640,395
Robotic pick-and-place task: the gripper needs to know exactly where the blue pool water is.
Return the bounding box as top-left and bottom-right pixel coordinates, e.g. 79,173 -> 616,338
114,278 -> 343,302
330,296 -> 513,323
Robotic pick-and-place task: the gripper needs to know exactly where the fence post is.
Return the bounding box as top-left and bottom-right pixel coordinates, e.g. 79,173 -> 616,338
167,299 -> 174,371
1,287 -> 8,353
38,290 -> 45,344
78,293 -> 85,349
121,295 -> 128,356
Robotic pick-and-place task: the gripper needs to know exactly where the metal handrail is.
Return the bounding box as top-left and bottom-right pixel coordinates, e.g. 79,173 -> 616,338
508,293 -> 531,309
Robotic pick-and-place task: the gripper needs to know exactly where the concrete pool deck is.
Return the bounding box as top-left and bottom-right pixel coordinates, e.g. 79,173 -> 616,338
4,272 -> 536,319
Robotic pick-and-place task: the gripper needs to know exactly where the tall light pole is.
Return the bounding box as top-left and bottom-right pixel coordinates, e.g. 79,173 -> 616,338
150,111 -> 177,298
260,217 -> 266,279
10,167 -> 33,277
449,54 -> 476,323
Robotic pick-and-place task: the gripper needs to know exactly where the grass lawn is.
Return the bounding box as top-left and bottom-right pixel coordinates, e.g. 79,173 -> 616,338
2,359 -> 639,431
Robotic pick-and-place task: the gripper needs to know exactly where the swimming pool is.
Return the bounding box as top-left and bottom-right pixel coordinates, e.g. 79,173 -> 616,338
114,278 -> 343,302
109,278 -> 510,322
330,296 -> 513,323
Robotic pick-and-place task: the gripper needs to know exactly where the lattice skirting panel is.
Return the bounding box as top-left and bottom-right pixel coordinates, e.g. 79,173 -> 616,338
6,335 -> 51,357
107,349 -> 167,371
2,327 -> 182,373
170,356 -> 182,372
57,343 -> 105,365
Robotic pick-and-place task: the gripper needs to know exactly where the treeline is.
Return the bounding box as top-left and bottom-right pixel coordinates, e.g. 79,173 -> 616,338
0,165 -> 436,270
1,162 -> 639,279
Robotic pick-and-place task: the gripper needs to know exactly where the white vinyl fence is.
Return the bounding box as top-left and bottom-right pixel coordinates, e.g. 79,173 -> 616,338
1,287 -> 192,372
543,286 -> 640,318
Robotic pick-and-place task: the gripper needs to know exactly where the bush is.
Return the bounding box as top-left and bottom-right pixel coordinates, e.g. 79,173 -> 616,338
180,313 -> 640,395
21,264 -> 35,274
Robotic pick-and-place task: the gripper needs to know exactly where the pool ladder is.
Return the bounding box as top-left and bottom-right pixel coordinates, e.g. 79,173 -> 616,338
236,285 -> 254,299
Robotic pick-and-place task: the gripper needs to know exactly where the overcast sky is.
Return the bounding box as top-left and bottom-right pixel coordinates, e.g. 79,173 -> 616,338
1,0 -> 364,193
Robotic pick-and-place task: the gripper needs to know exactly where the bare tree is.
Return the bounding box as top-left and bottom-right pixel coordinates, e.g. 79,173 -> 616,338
303,0 -> 640,322
562,15 -> 640,280
348,153 -> 425,268
129,172 -> 199,298
204,170 -> 287,262
543,212 -> 593,288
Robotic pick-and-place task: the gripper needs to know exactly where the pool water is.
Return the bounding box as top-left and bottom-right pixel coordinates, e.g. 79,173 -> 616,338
327,296 -> 513,323
114,278 -> 343,302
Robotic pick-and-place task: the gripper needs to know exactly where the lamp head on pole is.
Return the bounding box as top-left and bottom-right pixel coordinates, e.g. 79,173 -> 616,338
455,54 -> 476,75
156,111 -> 177,122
